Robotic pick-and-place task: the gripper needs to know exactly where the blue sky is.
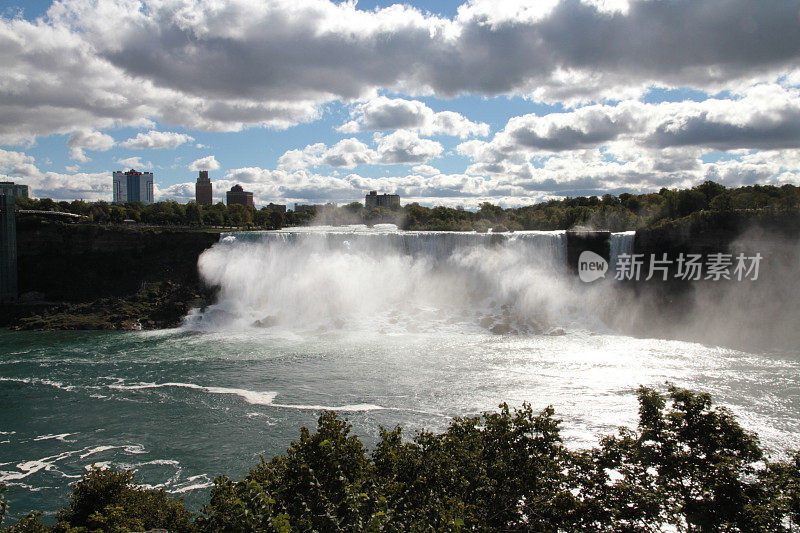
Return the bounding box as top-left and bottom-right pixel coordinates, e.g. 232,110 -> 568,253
1,0 -> 799,207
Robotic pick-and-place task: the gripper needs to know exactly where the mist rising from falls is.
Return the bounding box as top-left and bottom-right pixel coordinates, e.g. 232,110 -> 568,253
186,227 -> 613,336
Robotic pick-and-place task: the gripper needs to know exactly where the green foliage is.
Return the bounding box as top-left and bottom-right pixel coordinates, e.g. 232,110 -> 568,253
0,485 -> 6,526
242,411 -> 381,531
52,466 -> 192,533
2,512 -> 49,533
194,477 -> 288,533
4,387 -> 800,532
17,198 -> 286,229
371,403 -> 575,530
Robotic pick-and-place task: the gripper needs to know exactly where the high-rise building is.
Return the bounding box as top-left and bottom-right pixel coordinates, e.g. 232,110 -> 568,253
0,193 -> 17,302
112,169 -> 154,205
195,171 -> 212,205
365,190 -> 400,208
0,182 -> 29,198
226,184 -> 254,208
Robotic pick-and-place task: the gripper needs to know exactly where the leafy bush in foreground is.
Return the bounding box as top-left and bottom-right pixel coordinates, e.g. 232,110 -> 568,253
3,386 -> 800,532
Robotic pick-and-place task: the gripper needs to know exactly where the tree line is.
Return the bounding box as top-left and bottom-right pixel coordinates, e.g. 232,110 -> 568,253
1,386 -> 799,532
14,181 -> 800,232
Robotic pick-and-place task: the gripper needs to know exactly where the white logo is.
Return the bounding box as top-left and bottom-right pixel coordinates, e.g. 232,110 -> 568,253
578,251 -> 608,283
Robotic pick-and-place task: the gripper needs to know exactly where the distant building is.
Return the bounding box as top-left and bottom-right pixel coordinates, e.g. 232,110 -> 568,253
0,182 -> 29,199
293,203 -> 336,214
112,169 -> 154,205
195,171 -> 212,205
226,184 -> 254,208
365,190 -> 400,208
266,203 -> 286,213
0,193 -> 17,302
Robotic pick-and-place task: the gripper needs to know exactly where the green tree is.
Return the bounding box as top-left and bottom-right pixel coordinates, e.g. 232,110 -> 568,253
0,484 -> 6,526
185,201 -> 203,226
54,467 -> 192,533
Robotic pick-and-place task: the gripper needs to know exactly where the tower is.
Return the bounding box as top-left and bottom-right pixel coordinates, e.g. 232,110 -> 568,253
196,171 -> 212,205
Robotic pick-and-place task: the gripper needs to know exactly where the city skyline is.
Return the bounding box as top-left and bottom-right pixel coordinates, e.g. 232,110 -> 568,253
0,0 -> 799,207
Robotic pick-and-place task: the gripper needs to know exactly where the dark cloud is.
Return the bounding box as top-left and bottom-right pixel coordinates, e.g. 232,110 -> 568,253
647,111 -> 800,150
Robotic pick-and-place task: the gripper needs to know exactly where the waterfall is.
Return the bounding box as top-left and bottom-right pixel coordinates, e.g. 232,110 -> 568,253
186,227 -> 612,335
609,231 -> 636,274
219,227 -> 568,265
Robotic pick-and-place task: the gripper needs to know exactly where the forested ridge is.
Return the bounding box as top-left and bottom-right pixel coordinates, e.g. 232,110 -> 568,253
15,181 -> 800,234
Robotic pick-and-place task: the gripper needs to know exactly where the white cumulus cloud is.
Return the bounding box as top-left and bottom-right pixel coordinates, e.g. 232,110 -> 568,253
115,156 -> 152,170
121,130 -> 195,149
189,155 -> 220,171
67,130 -> 116,162
339,97 -> 489,138
279,131 -> 443,169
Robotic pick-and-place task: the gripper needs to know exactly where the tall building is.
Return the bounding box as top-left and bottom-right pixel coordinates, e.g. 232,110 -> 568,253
112,169 -> 154,205
195,171 -> 212,205
226,184 -> 254,208
365,190 -> 400,208
0,193 -> 17,302
0,182 -> 29,198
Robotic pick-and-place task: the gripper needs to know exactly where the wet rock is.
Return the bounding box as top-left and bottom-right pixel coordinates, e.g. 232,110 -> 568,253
252,315 -> 278,328
490,322 -> 513,335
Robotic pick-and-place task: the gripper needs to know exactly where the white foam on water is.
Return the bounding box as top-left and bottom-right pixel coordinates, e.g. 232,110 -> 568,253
136,459 -> 180,466
0,377 -> 75,391
107,379 -> 386,411
124,444 -> 146,454
79,445 -> 118,459
0,450 -> 78,482
33,433 -> 76,443
166,474 -> 215,494
108,381 -> 279,405
205,386 -> 278,405
271,402 -> 386,411
79,444 -> 146,459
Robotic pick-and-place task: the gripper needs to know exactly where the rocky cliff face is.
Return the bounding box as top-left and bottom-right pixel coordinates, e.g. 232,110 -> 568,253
3,221 -> 220,329
16,221 -> 219,301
